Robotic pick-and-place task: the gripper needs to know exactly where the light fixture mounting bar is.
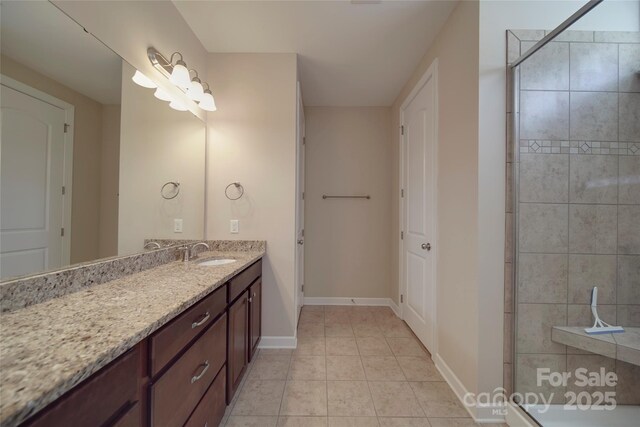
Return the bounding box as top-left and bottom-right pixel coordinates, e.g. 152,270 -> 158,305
147,47 -> 173,78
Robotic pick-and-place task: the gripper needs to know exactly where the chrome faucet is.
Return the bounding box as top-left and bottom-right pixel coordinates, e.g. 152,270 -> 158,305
179,242 -> 210,262
144,241 -> 161,250
190,242 -> 210,258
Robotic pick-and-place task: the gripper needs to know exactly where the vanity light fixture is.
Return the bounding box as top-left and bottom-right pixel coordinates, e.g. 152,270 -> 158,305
132,70 -> 157,88
145,46 -> 217,112
169,99 -> 188,111
187,72 -> 204,102
153,87 -> 172,102
168,53 -> 191,89
199,83 -> 217,112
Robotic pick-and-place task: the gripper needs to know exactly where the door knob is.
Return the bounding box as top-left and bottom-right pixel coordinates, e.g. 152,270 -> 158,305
422,243 -> 431,251
297,239 -> 304,245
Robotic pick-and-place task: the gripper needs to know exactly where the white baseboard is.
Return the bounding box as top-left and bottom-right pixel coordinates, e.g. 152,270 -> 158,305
304,297 -> 397,308
433,354 -> 506,424
388,299 -> 401,317
505,402 -> 536,427
257,336 -> 297,349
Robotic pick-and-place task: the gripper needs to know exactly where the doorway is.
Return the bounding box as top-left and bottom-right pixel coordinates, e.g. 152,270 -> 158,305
0,77 -> 74,279
295,82 -> 306,322
399,60 -> 438,354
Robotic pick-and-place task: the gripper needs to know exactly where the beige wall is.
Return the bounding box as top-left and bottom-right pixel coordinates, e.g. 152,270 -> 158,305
206,53 -> 298,339
1,54 -> 105,264
304,107 -> 392,299
118,62 -> 205,255
99,105 -> 120,258
53,0 -> 208,120
390,0 -> 480,395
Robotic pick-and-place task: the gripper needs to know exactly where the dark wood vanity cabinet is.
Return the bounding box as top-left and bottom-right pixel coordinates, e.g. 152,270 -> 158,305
226,259 -> 263,403
150,313 -> 227,427
227,291 -> 249,403
20,258 -> 262,427
249,279 -> 262,361
25,345 -> 143,427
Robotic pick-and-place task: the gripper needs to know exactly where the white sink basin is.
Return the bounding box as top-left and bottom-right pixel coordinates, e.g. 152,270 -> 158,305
197,258 -> 237,266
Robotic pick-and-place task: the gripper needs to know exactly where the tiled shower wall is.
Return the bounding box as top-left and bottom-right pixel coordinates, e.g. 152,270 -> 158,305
506,30 -> 640,404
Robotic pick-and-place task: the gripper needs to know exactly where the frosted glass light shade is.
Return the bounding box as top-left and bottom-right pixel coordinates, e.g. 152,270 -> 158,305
187,79 -> 204,102
200,91 -> 217,112
169,61 -> 190,89
132,70 -> 157,88
169,100 -> 188,111
153,87 -> 172,101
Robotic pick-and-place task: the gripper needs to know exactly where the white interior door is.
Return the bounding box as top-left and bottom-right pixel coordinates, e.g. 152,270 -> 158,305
1,84 -> 66,279
295,82 -> 306,320
401,67 -> 437,353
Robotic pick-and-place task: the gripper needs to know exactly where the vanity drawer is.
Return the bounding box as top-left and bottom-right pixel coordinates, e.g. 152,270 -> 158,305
150,313 -> 227,427
184,368 -> 226,427
150,284 -> 227,376
26,345 -> 140,427
228,259 -> 262,302
112,401 -> 141,427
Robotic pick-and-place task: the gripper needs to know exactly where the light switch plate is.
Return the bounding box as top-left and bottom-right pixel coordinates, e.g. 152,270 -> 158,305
230,219 -> 239,234
174,219 -> 183,233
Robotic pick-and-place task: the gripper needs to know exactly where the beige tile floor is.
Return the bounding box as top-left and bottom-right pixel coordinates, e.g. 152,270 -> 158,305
220,305 -> 507,427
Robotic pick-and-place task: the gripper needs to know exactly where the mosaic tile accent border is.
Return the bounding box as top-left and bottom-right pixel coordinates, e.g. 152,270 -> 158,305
520,140 -> 640,155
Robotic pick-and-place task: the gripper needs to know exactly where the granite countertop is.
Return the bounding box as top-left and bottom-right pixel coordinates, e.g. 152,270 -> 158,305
552,326 -> 640,367
0,249 -> 264,427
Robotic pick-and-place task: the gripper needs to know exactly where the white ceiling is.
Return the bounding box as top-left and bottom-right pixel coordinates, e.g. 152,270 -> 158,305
1,1 -> 122,105
174,1 -> 457,106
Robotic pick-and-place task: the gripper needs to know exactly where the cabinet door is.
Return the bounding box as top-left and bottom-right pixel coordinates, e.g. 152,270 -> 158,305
227,291 -> 248,403
248,279 -> 262,361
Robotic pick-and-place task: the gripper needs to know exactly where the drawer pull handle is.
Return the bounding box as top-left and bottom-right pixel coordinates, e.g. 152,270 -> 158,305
191,361 -> 210,383
192,312 -> 210,329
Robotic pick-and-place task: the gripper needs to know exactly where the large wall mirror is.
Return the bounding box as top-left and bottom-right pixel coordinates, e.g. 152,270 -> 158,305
0,1 -> 205,281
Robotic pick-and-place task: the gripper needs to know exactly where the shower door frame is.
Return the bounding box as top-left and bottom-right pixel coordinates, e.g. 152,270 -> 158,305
506,0 -> 605,421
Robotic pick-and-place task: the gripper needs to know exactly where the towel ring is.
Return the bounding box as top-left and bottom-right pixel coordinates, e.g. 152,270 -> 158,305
161,181 -> 180,200
225,182 -> 244,200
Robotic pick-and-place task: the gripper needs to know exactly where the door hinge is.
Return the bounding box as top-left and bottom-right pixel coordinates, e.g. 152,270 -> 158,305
302,228 -> 305,237
302,191 -> 305,200
400,125 -> 405,135
401,188 -> 404,198
400,294 -> 404,303
400,231 -> 404,240
301,284 -> 304,292
64,123 -> 70,133
303,136 -> 306,145
61,228 -> 65,237
62,186 -> 66,195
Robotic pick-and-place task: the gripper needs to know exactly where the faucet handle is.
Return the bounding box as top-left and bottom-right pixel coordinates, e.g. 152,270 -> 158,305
178,245 -> 191,262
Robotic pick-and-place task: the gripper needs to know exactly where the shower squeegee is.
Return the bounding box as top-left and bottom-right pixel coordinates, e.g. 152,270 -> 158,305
585,287 -> 624,335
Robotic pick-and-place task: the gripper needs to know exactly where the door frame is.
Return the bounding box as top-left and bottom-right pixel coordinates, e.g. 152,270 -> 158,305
398,59 -> 439,355
1,74 -> 75,266
294,81 -> 305,324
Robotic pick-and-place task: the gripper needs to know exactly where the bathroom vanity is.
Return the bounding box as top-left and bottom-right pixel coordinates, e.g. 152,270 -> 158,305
0,246 -> 264,427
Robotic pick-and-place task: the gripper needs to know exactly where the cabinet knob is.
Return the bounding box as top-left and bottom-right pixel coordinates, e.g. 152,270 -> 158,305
248,297 -> 253,303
